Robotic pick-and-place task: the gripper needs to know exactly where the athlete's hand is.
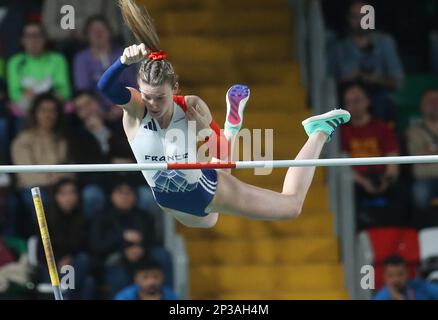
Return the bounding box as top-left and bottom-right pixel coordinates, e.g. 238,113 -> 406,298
186,104 -> 212,131
120,43 -> 149,65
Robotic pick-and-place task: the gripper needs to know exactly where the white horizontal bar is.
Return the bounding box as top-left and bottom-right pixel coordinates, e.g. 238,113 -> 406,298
0,163 -> 168,173
234,155 -> 438,169
0,155 -> 437,173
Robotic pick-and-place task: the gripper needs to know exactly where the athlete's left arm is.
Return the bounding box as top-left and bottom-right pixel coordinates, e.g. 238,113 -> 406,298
184,95 -> 229,160
184,95 -> 213,132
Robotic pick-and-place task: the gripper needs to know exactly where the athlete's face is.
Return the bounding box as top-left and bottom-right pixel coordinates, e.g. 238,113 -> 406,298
139,81 -> 178,120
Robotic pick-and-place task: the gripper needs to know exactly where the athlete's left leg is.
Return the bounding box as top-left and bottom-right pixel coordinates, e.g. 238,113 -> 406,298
211,84 -> 250,174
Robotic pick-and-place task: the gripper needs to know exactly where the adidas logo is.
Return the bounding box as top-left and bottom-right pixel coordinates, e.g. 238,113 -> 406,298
144,120 -> 158,131
325,118 -> 345,129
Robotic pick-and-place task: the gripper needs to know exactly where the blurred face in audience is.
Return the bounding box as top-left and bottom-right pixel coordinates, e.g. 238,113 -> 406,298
87,20 -> 111,49
22,24 -> 46,56
348,1 -> 368,34
35,99 -> 58,132
111,184 -> 137,211
135,268 -> 163,298
56,183 -> 79,214
421,90 -> 438,122
384,263 -> 408,292
344,86 -> 370,121
74,94 -> 101,121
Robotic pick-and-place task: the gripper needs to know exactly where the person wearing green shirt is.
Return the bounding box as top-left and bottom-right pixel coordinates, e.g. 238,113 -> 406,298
7,22 -> 71,115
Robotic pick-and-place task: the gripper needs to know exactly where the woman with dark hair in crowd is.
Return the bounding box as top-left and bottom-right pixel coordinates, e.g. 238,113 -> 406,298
73,15 -> 137,121
11,93 -> 71,234
37,178 -> 95,300
10,92 -> 113,232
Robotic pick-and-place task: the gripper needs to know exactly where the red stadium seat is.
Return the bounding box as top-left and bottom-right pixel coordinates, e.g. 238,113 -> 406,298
358,227 -> 420,290
366,227 -> 420,264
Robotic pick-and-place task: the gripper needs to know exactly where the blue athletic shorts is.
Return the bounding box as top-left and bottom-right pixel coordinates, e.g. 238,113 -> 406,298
151,169 -> 218,217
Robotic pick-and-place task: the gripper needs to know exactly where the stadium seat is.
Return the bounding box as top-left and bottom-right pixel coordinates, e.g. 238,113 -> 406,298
357,227 -> 420,290
366,227 -> 420,264
419,227 -> 438,261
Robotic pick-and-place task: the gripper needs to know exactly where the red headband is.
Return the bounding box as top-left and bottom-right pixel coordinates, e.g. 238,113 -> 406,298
148,50 -> 168,61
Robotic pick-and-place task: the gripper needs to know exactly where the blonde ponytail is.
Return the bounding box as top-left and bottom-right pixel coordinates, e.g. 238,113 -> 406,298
118,0 -> 160,52
118,0 -> 178,87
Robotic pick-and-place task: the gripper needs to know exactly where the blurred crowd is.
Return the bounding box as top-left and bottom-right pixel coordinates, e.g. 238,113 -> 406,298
324,0 -> 438,299
0,0 -> 176,300
1,0 -> 438,301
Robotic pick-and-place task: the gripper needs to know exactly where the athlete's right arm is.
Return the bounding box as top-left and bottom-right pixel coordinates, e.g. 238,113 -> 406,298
97,44 -> 148,113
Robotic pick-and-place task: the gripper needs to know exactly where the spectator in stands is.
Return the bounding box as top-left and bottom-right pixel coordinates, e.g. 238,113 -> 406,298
69,90 -> 133,162
6,23 -> 71,118
0,0 -> 44,60
68,91 -> 156,217
0,88 -> 13,165
420,257 -> 438,284
406,89 -> 438,212
329,0 -> 404,122
67,90 -> 126,218
11,93 -> 72,231
342,82 -> 400,194
73,16 -> 137,120
0,1 -> 25,61
90,180 -> 172,298
37,178 -> 95,300
341,82 -> 406,228
0,234 -> 30,299
374,255 -> 438,300
115,258 -> 178,300
42,0 -> 125,47
0,2 -> 16,165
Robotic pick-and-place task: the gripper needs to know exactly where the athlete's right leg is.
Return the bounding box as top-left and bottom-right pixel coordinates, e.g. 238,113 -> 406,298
206,132 -> 328,220
205,109 -> 351,221
160,205 -> 219,229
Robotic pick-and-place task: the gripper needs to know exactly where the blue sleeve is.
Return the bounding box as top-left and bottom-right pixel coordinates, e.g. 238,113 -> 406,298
114,292 -> 127,300
114,285 -> 138,300
373,287 -> 391,300
163,287 -> 179,300
97,58 -> 132,105
114,290 -> 129,300
425,282 -> 438,300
